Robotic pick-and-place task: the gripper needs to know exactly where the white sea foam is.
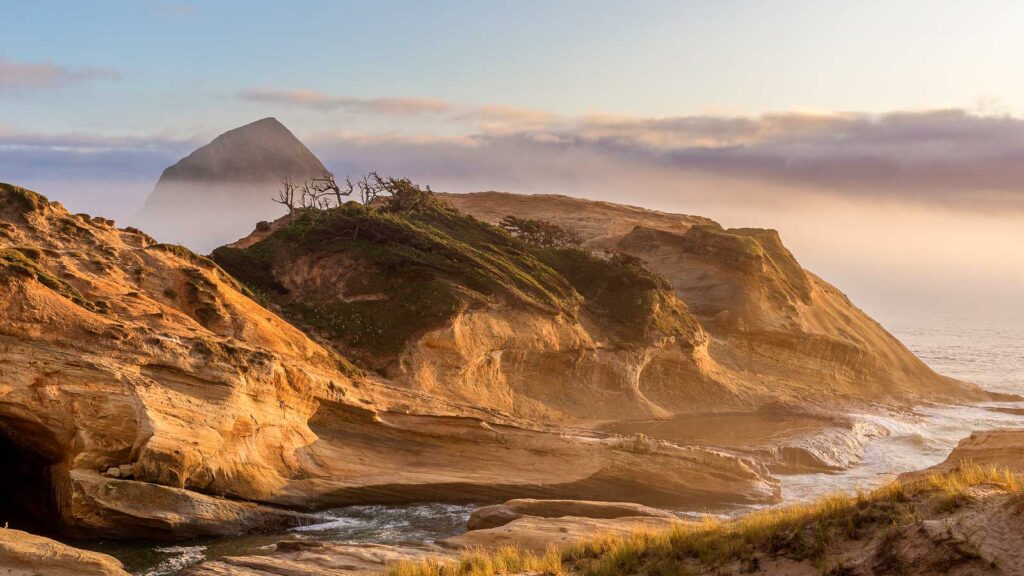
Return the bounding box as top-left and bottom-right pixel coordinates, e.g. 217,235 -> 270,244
775,316 -> 1024,505
141,546 -> 207,576
290,517 -> 361,532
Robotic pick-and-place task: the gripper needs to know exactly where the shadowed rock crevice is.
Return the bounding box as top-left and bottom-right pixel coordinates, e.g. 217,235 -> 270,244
0,418 -> 63,535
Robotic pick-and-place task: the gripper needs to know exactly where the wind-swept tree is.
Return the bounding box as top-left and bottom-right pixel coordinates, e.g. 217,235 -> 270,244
499,216 -> 582,248
272,179 -> 298,218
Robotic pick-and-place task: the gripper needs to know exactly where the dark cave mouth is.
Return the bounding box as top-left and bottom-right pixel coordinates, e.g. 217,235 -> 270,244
0,425 -> 62,535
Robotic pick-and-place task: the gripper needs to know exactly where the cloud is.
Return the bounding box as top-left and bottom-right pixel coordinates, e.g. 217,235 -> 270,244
237,89 -> 454,115
297,108 -> 1024,211
237,90 -> 1024,208
236,88 -> 559,132
10,106 -> 1024,214
0,127 -> 197,179
0,58 -> 120,91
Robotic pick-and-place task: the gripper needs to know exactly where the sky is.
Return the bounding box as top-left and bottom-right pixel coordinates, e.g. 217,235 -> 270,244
2,1 -> 1024,323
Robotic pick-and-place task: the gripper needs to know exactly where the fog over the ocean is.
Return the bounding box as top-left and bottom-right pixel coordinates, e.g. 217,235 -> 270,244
4,107 -> 1023,324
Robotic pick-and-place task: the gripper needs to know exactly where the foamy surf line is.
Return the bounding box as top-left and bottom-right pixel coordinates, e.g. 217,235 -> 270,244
140,546 -> 207,576
776,400 -> 1024,504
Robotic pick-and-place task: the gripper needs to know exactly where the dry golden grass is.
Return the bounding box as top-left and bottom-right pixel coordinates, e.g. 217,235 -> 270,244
386,545 -> 565,576
925,461 -> 1020,512
384,464 -> 1022,576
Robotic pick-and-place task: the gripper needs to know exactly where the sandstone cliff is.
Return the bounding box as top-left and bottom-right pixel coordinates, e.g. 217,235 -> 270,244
0,182 -> 778,541
214,187 -> 985,432
213,187 -> 726,422
442,192 -> 986,409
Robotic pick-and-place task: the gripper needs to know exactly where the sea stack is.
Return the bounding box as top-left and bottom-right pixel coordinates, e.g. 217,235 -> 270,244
135,117 -> 328,251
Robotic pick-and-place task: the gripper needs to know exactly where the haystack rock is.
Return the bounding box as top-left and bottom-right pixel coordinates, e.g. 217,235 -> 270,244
135,117 -> 328,251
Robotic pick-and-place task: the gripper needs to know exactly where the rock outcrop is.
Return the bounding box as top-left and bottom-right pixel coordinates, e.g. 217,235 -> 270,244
184,542 -> 455,576
134,118 -> 329,251
213,189 -> 720,422
466,498 -> 677,531
0,528 -> 129,576
442,191 -> 988,409
441,514 -> 680,554
215,187 -> 986,431
0,182 -> 778,541
901,428 -> 1024,481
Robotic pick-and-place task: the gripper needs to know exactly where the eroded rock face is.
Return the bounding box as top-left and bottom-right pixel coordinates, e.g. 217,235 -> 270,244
0,528 -> 129,576
0,183 -> 779,539
442,191 -> 990,409
900,428 -> 1024,482
400,307 -> 725,421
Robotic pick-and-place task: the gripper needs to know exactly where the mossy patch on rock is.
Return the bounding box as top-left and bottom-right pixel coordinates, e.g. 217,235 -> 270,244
535,247 -> 695,344
214,186 -> 690,362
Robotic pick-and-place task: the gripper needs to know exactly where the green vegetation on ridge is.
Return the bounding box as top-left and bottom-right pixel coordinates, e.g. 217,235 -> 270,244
213,178 -> 690,360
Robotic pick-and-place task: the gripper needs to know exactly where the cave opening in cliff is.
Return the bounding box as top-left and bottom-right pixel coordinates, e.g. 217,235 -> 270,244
0,419 -> 62,535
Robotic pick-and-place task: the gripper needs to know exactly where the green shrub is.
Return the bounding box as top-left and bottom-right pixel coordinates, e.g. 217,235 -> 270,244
214,182 -> 689,358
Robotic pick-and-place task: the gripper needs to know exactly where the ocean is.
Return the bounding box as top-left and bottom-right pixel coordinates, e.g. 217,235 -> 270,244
777,311 -> 1024,502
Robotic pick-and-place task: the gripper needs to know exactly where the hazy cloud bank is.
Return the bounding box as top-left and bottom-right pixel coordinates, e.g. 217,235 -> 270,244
297,107 -> 1024,211
231,89 -> 1024,209
7,107 -> 1024,214
0,58 -> 119,91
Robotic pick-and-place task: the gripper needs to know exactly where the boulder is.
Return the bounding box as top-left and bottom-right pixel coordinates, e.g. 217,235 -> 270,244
443,515 -> 681,553
0,528 -> 130,576
467,498 -> 677,530
184,541 -> 453,576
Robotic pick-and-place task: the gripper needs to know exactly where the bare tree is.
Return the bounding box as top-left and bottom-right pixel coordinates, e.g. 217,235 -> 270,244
357,171 -> 386,205
273,179 -> 298,219
273,172 -> 432,217
301,173 -> 355,207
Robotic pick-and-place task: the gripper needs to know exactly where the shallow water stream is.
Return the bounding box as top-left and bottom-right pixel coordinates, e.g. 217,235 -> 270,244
81,314 -> 1024,574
